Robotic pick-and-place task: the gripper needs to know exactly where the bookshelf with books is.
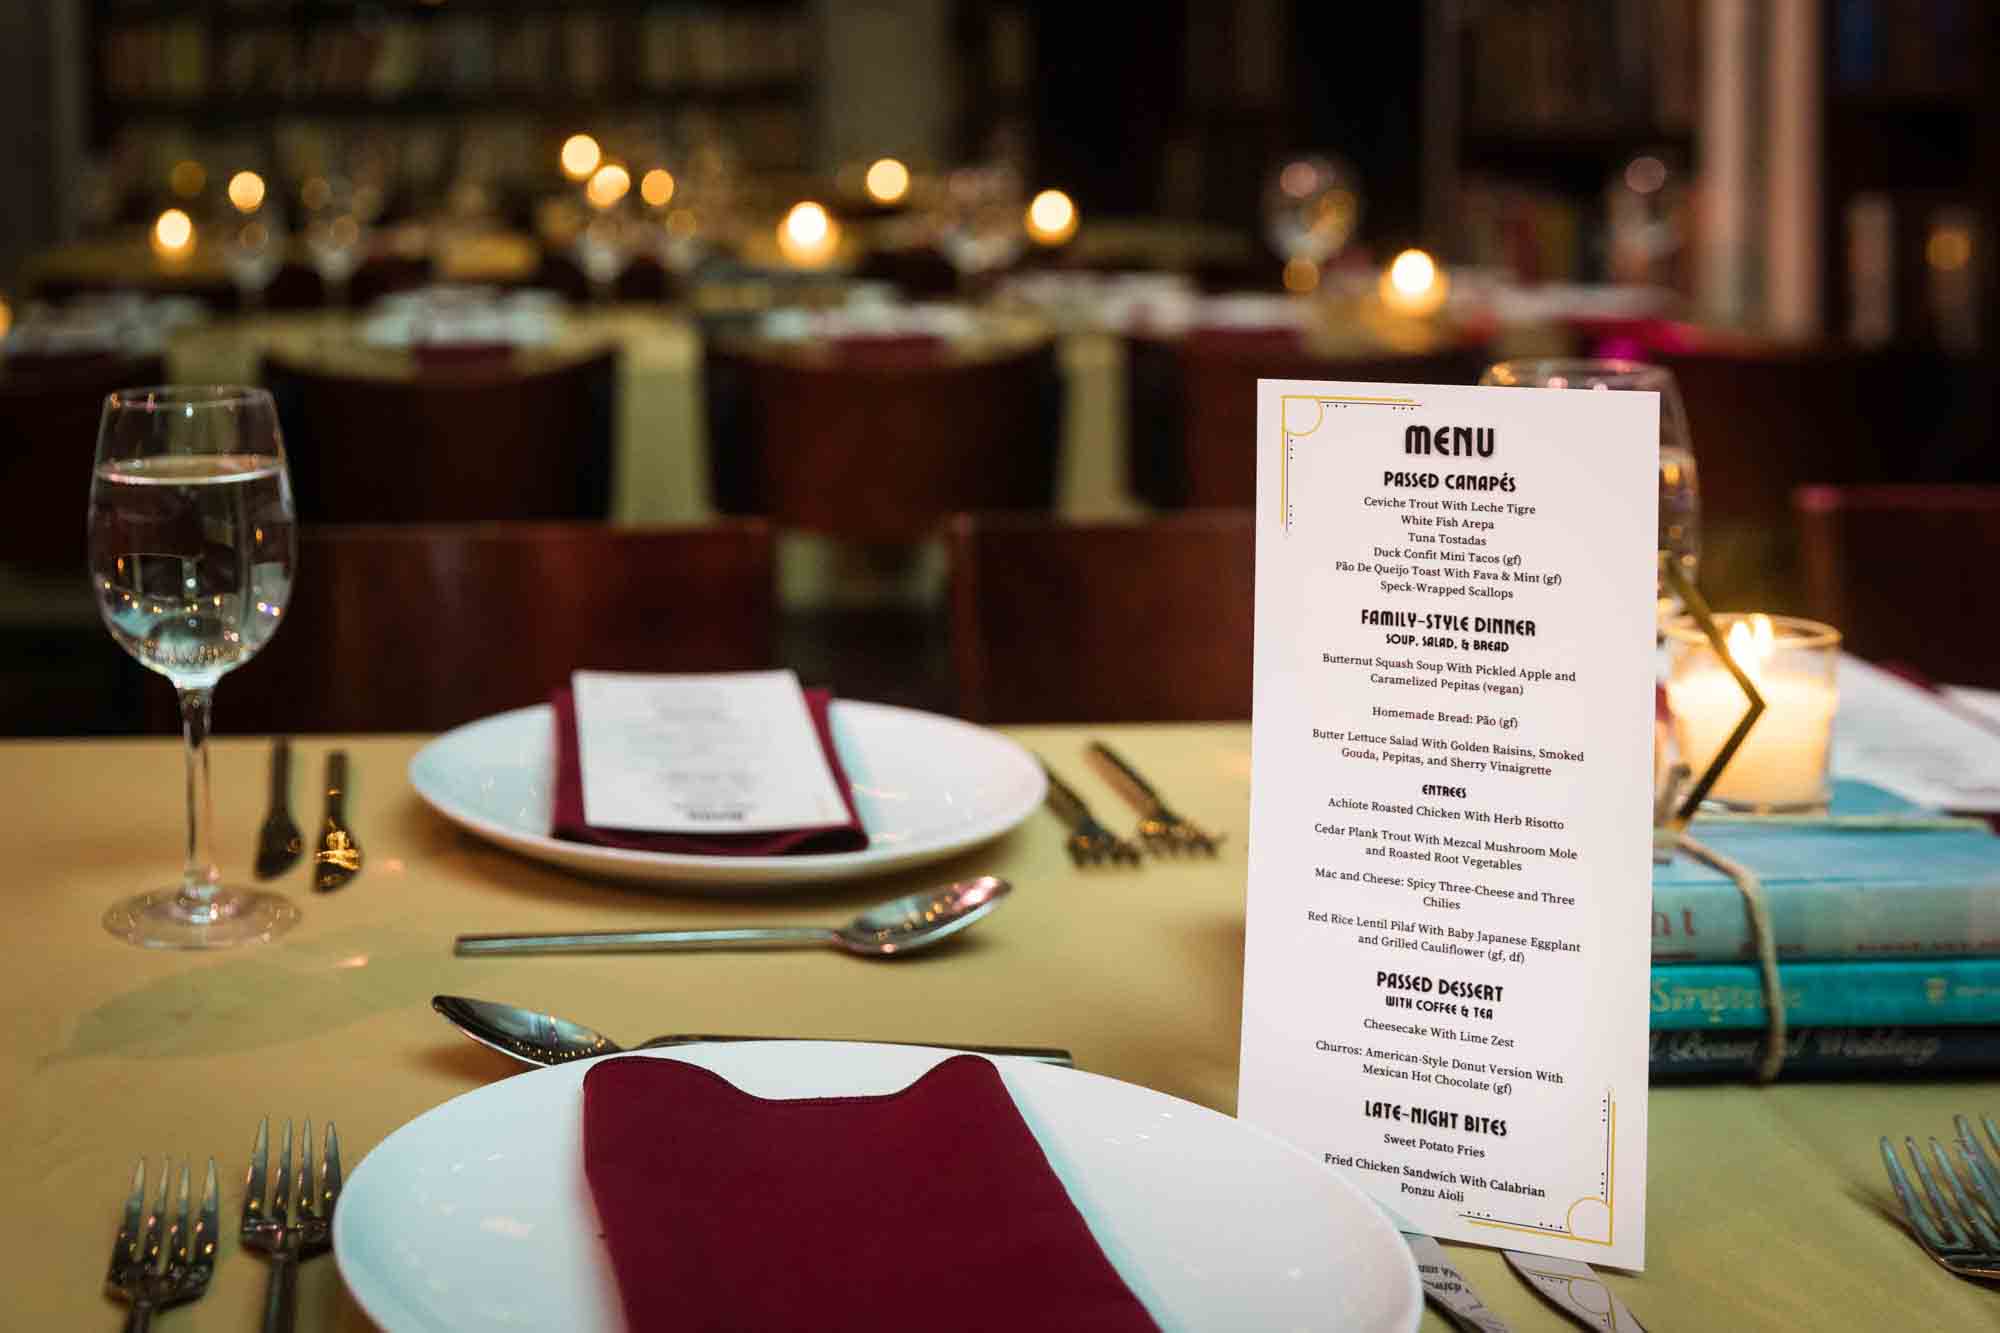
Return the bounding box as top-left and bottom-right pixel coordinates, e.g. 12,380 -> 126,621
88,0 -> 817,217
1434,0 -> 1698,286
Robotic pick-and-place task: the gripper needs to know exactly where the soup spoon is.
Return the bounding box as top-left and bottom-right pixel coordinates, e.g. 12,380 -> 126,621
453,875 -> 1010,958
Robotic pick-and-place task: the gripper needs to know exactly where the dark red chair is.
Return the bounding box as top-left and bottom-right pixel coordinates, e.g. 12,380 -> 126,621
948,510 -> 1255,723
209,520 -> 777,734
262,350 -> 616,523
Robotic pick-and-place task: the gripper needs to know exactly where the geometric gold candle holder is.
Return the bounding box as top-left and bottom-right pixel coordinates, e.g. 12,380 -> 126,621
1661,559 -> 1766,830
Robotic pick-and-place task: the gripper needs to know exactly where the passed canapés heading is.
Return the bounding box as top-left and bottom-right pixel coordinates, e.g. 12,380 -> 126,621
1241,379 -> 1656,1269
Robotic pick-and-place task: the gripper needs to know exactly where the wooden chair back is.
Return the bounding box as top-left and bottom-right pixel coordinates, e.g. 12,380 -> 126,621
1134,335 -> 1491,508
263,351 -> 616,523
1794,485 -> 2000,687
0,354 -> 164,568
948,510 -> 1254,723
212,520 -> 776,734
706,341 -> 1062,542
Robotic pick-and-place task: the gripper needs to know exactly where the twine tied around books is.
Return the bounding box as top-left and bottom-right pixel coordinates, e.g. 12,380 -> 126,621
1673,831 -> 1786,1081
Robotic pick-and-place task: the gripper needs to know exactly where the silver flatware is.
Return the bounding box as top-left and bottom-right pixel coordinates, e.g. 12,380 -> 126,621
312,751 -> 361,893
1881,1113 -> 2000,1281
1504,1251 -> 1647,1331
432,994 -> 1075,1067
454,875 -> 1010,958
1042,761 -> 1141,866
1086,740 -> 1222,855
254,737 -> 303,880
105,1157 -> 218,1333
1403,1234 -> 1514,1332
242,1116 -> 341,1333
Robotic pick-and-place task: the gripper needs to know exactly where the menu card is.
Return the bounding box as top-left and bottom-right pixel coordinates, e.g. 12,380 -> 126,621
1238,380 -> 1656,1269
572,670 -> 851,834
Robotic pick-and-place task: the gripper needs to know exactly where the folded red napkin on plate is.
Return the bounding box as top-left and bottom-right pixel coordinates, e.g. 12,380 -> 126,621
581,1054 -> 1161,1333
548,685 -> 869,855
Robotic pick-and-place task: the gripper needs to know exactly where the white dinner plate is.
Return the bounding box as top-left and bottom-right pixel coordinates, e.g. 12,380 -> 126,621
406,701 -> 1046,890
333,1043 -> 1424,1333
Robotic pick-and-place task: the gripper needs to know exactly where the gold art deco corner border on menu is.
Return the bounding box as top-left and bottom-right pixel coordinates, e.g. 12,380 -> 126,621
1278,391 -> 1421,533
1461,1089 -> 1619,1246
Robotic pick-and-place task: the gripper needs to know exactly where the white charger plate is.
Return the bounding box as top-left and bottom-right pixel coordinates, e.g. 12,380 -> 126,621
333,1043 -> 1423,1333
406,701 -> 1046,890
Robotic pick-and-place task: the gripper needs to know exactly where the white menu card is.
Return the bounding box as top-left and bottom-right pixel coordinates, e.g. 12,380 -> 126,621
572,669 -> 848,833
1239,380 -> 1657,1269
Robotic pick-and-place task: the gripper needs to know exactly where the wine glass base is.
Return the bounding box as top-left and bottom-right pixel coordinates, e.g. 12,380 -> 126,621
103,886 -> 300,950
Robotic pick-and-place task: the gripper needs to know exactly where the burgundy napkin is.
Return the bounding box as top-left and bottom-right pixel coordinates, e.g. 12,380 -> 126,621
581,1054 -> 1162,1333
826,332 -> 948,367
549,684 -> 868,855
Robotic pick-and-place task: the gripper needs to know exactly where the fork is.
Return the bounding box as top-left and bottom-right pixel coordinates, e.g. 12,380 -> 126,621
1880,1113 -> 2000,1281
106,1157 -> 218,1332
1042,762 -> 1141,866
242,1117 -> 342,1333
1086,741 -> 1222,856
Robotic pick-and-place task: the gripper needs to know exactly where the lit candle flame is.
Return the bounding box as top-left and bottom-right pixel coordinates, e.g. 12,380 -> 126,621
560,134 -> 602,181
152,209 -> 195,258
640,168 -> 675,209
865,158 -> 910,205
1379,248 -> 1447,316
1724,614 -> 1777,676
1025,188 -> 1078,245
778,201 -> 839,267
227,170 -> 266,213
586,163 -> 631,210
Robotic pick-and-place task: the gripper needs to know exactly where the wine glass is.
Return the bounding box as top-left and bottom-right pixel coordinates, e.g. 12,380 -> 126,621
88,386 -> 299,948
1261,154 -> 1362,270
1479,358 -> 1699,621
221,213 -> 285,311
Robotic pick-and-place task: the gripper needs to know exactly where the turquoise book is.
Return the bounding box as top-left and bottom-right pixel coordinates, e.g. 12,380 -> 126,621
1650,956 -> 2000,1030
1651,780 -> 2000,963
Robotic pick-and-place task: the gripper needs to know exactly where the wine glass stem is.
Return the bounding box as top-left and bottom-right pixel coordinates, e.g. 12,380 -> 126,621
177,686 -> 221,910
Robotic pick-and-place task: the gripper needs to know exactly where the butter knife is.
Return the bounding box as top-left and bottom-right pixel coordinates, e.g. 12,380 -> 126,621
1404,1234 -> 1514,1332
313,750 -> 362,892
1503,1251 -> 1647,1332
253,736 -> 303,879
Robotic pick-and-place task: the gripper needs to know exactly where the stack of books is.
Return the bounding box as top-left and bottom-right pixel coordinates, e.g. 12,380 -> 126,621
1650,780 -> 2000,1080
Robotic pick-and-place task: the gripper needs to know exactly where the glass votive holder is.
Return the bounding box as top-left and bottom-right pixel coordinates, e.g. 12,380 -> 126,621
1663,613 -> 1840,814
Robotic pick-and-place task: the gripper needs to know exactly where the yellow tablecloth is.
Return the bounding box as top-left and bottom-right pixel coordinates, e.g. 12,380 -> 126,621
1,726 -> 1993,1330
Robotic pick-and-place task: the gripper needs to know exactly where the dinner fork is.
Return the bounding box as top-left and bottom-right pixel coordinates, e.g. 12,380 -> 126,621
106,1156 -> 218,1331
1041,762 -> 1141,866
242,1116 -> 342,1333
1880,1113 -> 2000,1281
1086,741 -> 1222,855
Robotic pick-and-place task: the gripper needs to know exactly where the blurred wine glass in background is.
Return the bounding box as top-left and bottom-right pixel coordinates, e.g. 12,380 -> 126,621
937,163 -> 1024,288
1261,154 -> 1361,282
302,175 -> 368,307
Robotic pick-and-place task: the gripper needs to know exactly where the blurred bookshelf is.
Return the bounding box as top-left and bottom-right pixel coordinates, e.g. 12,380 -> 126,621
1437,0 -> 1698,285
1822,0 -> 1994,355
87,0 -> 817,216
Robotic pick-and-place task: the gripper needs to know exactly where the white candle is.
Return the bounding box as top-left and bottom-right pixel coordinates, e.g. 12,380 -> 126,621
1665,614 -> 1839,810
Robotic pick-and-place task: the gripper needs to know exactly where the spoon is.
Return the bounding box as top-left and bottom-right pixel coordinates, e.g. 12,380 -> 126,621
431,994 -> 1073,1067
453,875 -> 1011,958
253,737 -> 303,880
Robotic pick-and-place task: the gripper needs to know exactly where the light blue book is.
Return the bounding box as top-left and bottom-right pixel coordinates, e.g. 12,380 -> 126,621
1651,956 -> 2000,1030
1652,781 -> 2000,962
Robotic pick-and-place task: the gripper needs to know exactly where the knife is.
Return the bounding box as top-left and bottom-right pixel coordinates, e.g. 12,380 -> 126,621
313,750 -> 363,892
1503,1251 -> 1647,1332
253,736 -> 303,879
1403,1234 -> 1515,1332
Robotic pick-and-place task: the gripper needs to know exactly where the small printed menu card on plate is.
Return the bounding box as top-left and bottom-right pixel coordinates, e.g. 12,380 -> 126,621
1239,380 -> 1657,1269
571,669 -> 854,835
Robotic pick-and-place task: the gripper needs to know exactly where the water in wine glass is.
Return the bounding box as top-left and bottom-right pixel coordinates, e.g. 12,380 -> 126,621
89,453 -> 294,690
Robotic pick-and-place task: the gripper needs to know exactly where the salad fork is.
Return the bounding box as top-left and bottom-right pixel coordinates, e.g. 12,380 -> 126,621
1880,1113 -> 2000,1281
106,1156 -> 218,1332
1042,762 -> 1141,866
1087,741 -> 1222,856
242,1116 -> 342,1333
